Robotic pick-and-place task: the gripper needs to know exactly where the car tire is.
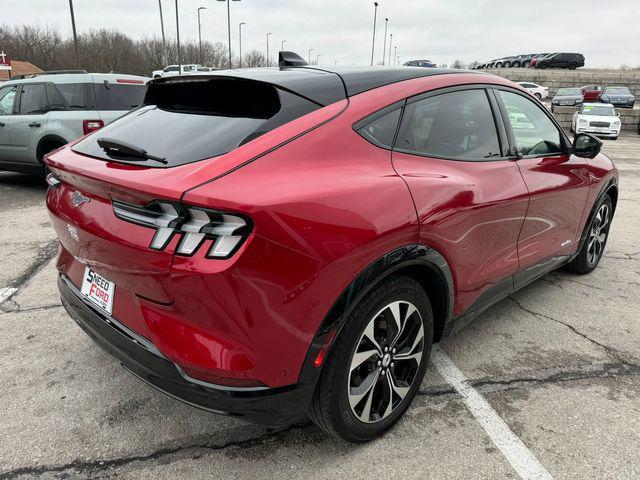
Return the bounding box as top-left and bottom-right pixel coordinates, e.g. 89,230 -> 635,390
504,62 -> 511,68
523,61 -> 530,68
496,62 -> 503,68
565,195 -> 613,274
534,93 -> 542,100
569,63 -> 578,70
309,275 -> 433,443
512,61 -> 521,68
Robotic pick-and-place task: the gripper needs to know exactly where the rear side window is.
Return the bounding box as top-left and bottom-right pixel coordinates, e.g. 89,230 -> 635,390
499,90 -> 562,157
72,78 -> 320,167
356,108 -> 401,148
51,83 -> 96,110
396,89 -> 501,160
19,84 -> 48,114
0,86 -> 17,114
93,83 -> 146,111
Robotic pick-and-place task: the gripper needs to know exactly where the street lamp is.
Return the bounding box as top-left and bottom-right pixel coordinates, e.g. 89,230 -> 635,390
370,2 -> 379,67
158,0 -> 167,64
197,6 -> 206,64
217,0 -> 241,69
388,33 -> 393,66
266,32 -> 272,67
175,0 -> 181,73
308,48 -> 313,64
381,17 -> 388,65
68,0 -> 80,68
316,54 -> 321,65
239,22 -> 246,68
281,40 -> 286,52
394,45 -> 397,66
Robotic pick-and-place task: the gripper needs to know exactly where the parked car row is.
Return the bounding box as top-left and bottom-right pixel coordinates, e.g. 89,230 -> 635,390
0,71 -> 148,173
551,85 -> 635,111
478,52 -> 585,70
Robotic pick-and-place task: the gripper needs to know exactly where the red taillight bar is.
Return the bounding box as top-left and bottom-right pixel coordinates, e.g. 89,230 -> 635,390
83,119 -> 104,135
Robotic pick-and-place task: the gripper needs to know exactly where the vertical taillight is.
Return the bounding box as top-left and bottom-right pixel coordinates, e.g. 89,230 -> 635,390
83,119 -> 105,135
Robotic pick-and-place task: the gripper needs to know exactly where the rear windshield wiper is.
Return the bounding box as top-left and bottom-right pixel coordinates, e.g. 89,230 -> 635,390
96,137 -> 168,164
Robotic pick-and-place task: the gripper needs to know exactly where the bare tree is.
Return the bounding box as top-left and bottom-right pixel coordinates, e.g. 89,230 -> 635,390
243,49 -> 266,68
451,59 -> 466,69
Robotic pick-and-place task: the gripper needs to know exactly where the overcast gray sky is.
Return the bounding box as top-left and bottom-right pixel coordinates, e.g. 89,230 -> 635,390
5,0 -> 640,67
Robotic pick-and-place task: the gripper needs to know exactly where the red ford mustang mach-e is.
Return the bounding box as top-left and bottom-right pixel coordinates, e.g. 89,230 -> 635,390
45,52 -> 618,443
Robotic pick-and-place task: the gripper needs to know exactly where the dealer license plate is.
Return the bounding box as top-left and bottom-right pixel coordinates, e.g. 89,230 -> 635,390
80,267 -> 115,315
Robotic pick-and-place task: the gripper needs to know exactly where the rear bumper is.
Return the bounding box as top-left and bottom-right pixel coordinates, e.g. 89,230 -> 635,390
58,274 -> 313,428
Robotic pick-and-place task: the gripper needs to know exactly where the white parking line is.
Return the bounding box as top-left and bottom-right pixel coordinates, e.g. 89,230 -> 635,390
0,287 -> 18,305
431,345 -> 554,480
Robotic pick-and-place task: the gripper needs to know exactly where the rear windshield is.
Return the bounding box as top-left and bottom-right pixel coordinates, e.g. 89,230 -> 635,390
71,77 -> 320,167
604,87 -> 631,95
93,83 -> 146,111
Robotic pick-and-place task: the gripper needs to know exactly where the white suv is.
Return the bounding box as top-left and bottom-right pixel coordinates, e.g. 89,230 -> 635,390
571,103 -> 621,140
152,64 -> 200,78
0,72 -> 148,174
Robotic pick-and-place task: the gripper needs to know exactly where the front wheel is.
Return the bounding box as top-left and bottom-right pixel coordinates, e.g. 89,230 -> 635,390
534,92 -> 542,100
309,275 -> 433,443
566,195 -> 613,274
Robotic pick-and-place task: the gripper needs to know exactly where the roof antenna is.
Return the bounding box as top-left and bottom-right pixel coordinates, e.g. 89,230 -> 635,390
279,51 -> 308,67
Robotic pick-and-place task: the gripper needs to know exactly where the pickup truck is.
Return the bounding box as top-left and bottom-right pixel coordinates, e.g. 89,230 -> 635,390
151,64 -> 200,79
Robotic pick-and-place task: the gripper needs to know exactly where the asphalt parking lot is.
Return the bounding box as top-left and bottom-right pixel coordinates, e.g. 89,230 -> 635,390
1,136 -> 639,480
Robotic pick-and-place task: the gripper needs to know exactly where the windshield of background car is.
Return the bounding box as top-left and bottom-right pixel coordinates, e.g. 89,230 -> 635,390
604,87 -> 631,95
581,105 -> 616,116
557,88 -> 581,95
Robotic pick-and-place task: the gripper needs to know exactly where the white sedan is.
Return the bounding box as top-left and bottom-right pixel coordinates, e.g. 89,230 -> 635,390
517,82 -> 549,100
571,103 -> 621,140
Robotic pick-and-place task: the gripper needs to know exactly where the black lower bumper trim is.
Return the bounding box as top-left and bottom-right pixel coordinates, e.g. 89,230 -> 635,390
58,275 -> 312,428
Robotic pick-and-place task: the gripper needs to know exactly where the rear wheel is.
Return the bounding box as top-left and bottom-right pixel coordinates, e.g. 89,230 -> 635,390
309,275 -> 433,443
534,92 -> 542,100
523,61 -> 531,68
504,61 -> 511,68
569,63 -> 578,70
512,61 -> 521,68
566,196 -> 613,274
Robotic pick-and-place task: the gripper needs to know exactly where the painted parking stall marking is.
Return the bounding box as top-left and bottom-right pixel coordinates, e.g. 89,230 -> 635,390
431,345 -> 555,480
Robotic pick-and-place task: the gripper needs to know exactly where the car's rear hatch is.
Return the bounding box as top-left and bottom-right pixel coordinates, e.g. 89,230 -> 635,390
46,71 -> 347,333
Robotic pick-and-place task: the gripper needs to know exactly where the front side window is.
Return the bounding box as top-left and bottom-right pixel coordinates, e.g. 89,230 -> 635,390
0,86 -> 17,115
19,84 -> 48,114
396,89 -> 501,160
356,108 -> 401,148
499,90 -> 563,157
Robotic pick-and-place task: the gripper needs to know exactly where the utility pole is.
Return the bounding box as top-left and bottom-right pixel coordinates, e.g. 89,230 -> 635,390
381,17 -> 388,65
388,33 -> 393,66
308,48 -> 313,64
217,0 -> 240,69
370,2 -> 379,67
394,45 -> 397,66
316,54 -> 321,65
175,0 -> 181,72
158,0 -> 166,64
239,22 -> 246,68
197,7 -> 206,64
266,32 -> 272,67
281,40 -> 286,52
68,0 -> 80,68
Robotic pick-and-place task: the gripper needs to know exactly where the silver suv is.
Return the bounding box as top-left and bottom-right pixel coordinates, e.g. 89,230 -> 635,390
0,72 -> 148,174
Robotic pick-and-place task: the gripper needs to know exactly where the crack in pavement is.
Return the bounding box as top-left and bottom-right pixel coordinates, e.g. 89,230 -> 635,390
507,296 -> 631,365
0,239 -> 58,310
0,423 -> 309,480
2,303 -> 63,314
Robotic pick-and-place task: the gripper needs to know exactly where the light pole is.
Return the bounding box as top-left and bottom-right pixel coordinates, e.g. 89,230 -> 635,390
370,2 -> 379,67
381,17 -> 388,65
281,40 -> 286,52
308,48 -> 313,64
68,0 -> 80,68
217,0 -> 241,70
158,0 -> 166,64
175,0 -> 181,73
388,33 -> 393,66
197,6 -> 206,64
394,45 -> 397,66
266,32 -> 272,66
316,54 -> 321,65
238,22 -> 246,68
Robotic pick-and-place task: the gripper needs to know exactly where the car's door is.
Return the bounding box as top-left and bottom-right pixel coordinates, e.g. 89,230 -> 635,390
495,88 -> 590,288
0,85 -> 18,162
8,82 -> 51,165
391,86 -> 530,316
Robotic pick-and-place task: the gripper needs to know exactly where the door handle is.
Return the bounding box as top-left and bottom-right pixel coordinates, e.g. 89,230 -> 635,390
29,122 -> 41,128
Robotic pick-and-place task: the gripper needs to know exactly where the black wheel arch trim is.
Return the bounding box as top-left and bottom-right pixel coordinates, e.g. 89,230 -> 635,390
297,244 -> 454,388
574,176 -> 618,258
36,134 -> 69,162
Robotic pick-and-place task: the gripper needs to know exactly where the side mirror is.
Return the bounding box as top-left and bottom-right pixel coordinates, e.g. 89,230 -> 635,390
573,133 -> 602,159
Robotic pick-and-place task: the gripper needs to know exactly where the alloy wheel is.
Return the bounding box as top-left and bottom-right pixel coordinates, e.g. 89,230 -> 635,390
347,301 -> 424,424
587,203 -> 610,265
